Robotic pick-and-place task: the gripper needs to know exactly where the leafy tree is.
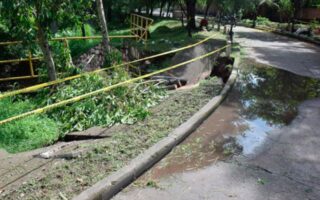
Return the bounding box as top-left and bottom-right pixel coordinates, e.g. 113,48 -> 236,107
0,0 -> 93,81
277,0 -> 294,22
185,0 -> 197,36
244,0 -> 277,27
198,0 -> 215,19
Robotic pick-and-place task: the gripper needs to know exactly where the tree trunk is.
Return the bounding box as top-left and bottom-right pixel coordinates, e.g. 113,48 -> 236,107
229,25 -> 234,43
150,4 -> 154,17
204,2 -> 211,19
37,26 -> 57,81
159,0 -> 165,17
146,5 -> 150,15
252,13 -> 257,28
179,3 -> 186,27
292,0 -> 303,32
96,0 -> 110,54
185,0 -> 196,35
166,2 -> 172,17
291,19 -> 295,33
293,0 -> 302,19
217,12 -> 221,31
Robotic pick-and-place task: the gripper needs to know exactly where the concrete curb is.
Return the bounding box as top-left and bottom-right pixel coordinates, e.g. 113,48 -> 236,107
73,54 -> 240,200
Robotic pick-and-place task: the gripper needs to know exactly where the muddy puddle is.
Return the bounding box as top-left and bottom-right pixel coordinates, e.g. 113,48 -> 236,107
135,61 -> 320,183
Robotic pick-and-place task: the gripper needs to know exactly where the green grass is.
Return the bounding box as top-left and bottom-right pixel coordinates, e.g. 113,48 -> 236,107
0,98 -> 59,153
131,19 -> 225,53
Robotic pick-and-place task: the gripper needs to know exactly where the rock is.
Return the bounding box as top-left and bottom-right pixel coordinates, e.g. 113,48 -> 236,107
39,150 -> 55,159
295,28 -> 312,37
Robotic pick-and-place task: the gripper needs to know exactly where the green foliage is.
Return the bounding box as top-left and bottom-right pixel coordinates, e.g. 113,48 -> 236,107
0,69 -> 166,152
0,0 -> 93,42
277,0 -> 294,21
310,19 -> 320,30
256,16 -> 271,25
43,73 -> 166,134
104,49 -> 123,66
0,98 -> 59,153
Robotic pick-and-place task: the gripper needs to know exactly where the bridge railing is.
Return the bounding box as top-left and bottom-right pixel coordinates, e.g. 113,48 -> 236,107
130,13 -> 154,41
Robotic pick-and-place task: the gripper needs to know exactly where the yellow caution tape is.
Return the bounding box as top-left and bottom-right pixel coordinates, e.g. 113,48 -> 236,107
0,33 -> 219,100
0,35 -> 138,46
0,45 -> 229,126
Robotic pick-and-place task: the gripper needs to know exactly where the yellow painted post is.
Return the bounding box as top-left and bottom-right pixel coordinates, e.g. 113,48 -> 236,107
28,51 -> 35,77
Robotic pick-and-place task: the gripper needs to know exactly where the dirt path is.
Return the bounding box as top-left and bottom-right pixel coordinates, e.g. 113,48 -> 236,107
114,27 -> 320,200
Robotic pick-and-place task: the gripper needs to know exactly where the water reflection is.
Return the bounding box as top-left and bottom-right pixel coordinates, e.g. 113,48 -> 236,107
136,62 -> 320,182
239,63 -> 320,126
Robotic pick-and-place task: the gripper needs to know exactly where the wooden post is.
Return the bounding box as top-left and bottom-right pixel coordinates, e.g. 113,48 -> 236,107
134,15 -> 137,39
226,42 -> 232,57
141,16 -> 144,41
28,51 -> 35,77
145,20 -> 148,41
130,14 -> 133,35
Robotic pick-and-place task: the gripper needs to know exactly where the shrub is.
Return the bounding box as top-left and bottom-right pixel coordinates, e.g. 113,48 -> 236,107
43,71 -> 166,134
256,16 -> 271,26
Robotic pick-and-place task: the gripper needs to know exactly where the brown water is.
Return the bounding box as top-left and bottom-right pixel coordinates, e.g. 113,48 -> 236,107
136,62 -> 320,182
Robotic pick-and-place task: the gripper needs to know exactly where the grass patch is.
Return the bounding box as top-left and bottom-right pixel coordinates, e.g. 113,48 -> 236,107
129,19 -> 226,53
0,98 -> 59,153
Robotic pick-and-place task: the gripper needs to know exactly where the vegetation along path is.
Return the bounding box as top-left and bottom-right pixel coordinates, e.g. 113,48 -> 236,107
113,26 -> 320,200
